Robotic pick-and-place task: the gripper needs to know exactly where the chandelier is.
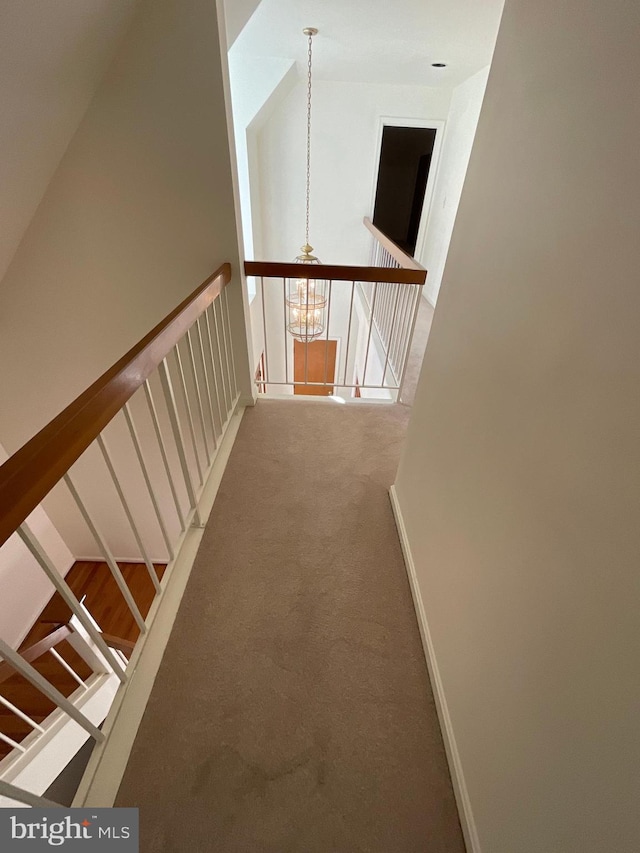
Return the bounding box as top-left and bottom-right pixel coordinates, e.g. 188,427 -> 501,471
286,27 -> 327,342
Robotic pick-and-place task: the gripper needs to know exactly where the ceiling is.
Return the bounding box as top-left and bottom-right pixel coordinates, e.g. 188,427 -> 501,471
230,0 -> 505,88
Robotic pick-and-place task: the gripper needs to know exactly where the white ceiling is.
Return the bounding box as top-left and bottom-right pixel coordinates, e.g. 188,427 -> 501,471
230,0 -> 505,88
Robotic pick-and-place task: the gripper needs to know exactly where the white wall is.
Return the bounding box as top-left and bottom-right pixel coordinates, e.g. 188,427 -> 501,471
257,80 -> 451,265
233,58 -> 299,372
0,0 -> 138,285
0,0 -> 248,456
0,445 -> 74,648
0,0 -> 249,558
394,1 -> 640,851
228,53 -> 297,263
418,66 -> 490,305
223,0 -> 262,48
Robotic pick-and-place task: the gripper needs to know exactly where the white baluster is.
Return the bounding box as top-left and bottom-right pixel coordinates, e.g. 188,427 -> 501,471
144,379 -> 186,531
398,285 -> 424,401
64,473 -> 147,633
17,524 -> 127,682
97,434 -> 161,594
382,283 -> 402,387
49,648 -> 87,691
173,343 -> 205,485
158,359 -> 202,526
0,638 -> 103,741
193,318 -> 218,450
0,732 -> 27,753
212,300 -> 232,414
259,278 -> 269,398
123,402 -> 174,560
362,281 -> 379,386
0,694 -> 45,733
342,281 -> 356,387
222,288 -> 239,400
203,308 -> 224,435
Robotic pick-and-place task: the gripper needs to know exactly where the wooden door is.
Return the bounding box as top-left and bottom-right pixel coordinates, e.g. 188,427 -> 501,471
294,340 -> 337,396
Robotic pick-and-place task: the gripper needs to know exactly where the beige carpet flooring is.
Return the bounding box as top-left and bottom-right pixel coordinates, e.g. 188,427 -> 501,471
116,399 -> 464,853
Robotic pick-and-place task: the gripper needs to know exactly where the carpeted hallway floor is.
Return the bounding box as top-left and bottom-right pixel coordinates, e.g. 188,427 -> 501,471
116,399 -> 464,853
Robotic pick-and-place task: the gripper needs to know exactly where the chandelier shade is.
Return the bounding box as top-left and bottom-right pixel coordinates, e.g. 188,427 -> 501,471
286,28 -> 327,343
286,244 -> 327,342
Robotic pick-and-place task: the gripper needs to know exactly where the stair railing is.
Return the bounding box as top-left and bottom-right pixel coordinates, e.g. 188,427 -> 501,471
0,626 -> 74,758
0,619 -> 136,765
0,622 -> 99,755
0,262 -> 239,807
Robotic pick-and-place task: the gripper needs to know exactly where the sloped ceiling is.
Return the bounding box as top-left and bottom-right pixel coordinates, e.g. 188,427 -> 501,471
0,0 -> 139,284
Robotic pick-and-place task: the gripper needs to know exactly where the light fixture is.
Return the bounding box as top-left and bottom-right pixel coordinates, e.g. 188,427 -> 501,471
286,27 -> 327,342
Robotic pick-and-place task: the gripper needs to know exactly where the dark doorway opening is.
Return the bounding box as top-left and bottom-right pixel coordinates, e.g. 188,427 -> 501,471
372,126 -> 437,256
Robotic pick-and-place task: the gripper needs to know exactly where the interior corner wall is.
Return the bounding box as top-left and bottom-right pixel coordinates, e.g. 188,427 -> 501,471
0,445 -> 74,649
0,0 -> 242,456
394,1 -> 640,851
257,80 -> 451,266
227,54 -> 298,373
418,66 -> 490,305
228,53 -> 297,264
223,0 -> 262,49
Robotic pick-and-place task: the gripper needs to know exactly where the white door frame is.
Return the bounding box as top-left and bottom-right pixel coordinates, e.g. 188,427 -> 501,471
368,116 -> 446,265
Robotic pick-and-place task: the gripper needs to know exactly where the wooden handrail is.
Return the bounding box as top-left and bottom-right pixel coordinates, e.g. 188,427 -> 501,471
363,217 -> 426,272
0,263 -> 232,548
244,260 -> 425,285
0,625 -> 72,684
100,633 -> 136,655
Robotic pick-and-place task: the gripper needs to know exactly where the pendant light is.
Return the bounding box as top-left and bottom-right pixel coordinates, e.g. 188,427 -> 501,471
286,27 -> 327,342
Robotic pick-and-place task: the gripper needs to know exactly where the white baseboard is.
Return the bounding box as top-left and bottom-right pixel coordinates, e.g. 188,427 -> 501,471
73,405 -> 245,808
389,485 -> 481,853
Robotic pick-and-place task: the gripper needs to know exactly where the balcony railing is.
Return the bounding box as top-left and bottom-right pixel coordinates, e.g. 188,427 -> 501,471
245,219 -> 427,402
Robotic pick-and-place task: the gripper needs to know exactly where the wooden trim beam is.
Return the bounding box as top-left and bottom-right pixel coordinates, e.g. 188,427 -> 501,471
0,264 -> 232,548
363,216 -> 426,272
244,260 -> 426,285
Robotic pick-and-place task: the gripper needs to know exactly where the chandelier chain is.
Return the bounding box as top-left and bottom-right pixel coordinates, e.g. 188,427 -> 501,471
305,31 -> 313,248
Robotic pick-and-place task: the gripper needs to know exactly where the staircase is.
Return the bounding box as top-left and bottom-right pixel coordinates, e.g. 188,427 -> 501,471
0,560 -> 158,792
0,627 -> 93,760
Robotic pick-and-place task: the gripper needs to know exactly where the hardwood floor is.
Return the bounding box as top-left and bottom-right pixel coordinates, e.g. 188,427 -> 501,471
24,560 -> 166,648
0,561 -> 166,759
